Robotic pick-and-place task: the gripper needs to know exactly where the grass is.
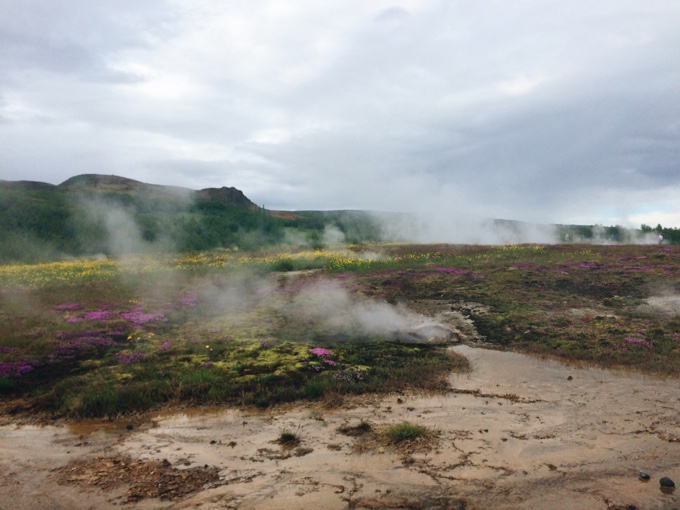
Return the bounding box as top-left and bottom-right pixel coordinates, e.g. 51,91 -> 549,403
343,420 -> 437,455
382,422 -> 435,444
276,427 -> 302,447
1,242 -> 679,419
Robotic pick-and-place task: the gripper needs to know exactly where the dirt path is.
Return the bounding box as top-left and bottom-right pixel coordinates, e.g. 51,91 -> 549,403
2,346 -> 680,509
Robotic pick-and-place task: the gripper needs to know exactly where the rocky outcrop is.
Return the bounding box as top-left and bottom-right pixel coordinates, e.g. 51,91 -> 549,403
195,186 -> 258,209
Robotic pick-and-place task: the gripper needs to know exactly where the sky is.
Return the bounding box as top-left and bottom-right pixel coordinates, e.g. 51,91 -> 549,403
1,0 -> 679,228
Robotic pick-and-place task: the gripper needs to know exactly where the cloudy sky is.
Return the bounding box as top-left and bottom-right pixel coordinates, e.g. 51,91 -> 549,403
1,0 -> 679,228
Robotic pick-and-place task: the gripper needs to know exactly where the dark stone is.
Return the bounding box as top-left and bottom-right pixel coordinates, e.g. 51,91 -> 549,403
638,471 -> 650,480
567,375 -> 573,381
125,423 -> 134,431
660,477 -> 675,488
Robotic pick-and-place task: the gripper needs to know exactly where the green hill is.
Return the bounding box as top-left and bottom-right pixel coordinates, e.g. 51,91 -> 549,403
0,174 -> 390,262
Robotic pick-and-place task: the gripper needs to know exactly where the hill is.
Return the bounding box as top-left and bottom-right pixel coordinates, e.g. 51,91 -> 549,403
0,174 -> 399,262
0,174 -> 279,262
56,174 -> 258,209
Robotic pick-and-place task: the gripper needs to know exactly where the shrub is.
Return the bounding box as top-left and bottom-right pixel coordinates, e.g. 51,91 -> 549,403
277,427 -> 301,447
383,422 -> 433,444
271,259 -> 296,272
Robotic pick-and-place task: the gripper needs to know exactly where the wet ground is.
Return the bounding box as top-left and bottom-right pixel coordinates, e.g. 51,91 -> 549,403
2,345 -> 680,509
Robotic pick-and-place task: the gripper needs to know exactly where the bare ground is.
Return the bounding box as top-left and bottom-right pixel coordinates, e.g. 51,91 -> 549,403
2,345 -> 680,510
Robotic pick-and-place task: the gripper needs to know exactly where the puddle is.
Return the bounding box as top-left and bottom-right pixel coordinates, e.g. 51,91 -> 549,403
2,346 -> 680,509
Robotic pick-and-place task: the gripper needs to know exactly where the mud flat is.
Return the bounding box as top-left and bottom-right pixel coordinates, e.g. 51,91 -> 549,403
2,345 -> 680,509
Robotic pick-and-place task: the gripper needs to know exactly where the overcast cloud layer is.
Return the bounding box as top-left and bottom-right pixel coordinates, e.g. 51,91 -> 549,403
1,1 -> 679,228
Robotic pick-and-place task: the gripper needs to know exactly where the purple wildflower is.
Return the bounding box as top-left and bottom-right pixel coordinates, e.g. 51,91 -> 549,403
0,361 -> 35,378
178,292 -> 198,307
203,361 -> 214,368
53,303 -> 83,311
116,351 -> 145,365
309,347 -> 334,357
158,341 -> 173,351
435,267 -> 469,275
0,346 -> 17,354
120,307 -> 165,327
624,336 -> 652,349
47,335 -> 115,362
84,310 -> 111,321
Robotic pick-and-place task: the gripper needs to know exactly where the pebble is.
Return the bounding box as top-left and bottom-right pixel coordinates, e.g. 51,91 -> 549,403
660,477 -> 675,488
638,471 -> 650,480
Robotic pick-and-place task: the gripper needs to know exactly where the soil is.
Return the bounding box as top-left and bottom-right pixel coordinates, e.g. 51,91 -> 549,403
2,345 -> 680,509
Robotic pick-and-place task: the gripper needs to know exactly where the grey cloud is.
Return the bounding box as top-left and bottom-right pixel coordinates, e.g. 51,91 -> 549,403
0,0 -> 180,86
1,1 -> 680,227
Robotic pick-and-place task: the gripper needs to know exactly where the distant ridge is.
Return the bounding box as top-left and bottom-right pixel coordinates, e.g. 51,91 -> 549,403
0,173 -> 259,210
0,179 -> 57,191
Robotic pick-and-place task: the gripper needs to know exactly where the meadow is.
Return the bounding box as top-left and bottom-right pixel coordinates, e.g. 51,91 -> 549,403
1,243 -> 678,420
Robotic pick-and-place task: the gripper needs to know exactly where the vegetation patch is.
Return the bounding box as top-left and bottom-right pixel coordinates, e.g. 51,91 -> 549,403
346,420 -> 439,455
276,427 -> 302,447
382,421 -> 435,445
2,243 -> 679,421
337,420 -> 374,437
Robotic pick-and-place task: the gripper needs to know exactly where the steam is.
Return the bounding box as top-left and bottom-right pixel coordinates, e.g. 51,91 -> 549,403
103,207 -> 150,257
197,272 -> 449,344
287,279 -> 418,336
370,211 -> 664,246
74,194 -> 186,260
322,225 -> 346,249
376,212 -> 566,245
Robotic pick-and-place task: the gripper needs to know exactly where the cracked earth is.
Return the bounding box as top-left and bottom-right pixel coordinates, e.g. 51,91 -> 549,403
2,345 -> 680,509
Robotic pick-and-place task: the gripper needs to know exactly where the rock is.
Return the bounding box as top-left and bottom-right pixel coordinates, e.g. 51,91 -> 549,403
660,476 -> 675,488
638,471 -> 650,480
125,424 -> 134,431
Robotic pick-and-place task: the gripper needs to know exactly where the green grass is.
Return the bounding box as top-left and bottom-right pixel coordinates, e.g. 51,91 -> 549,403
382,422 -> 434,444
276,427 -> 301,447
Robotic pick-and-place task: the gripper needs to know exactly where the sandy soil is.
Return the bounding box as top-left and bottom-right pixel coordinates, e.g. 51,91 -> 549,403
2,345 -> 680,510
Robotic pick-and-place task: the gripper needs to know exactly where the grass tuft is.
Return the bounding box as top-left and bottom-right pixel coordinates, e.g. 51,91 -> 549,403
276,427 -> 301,447
382,422 -> 434,444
